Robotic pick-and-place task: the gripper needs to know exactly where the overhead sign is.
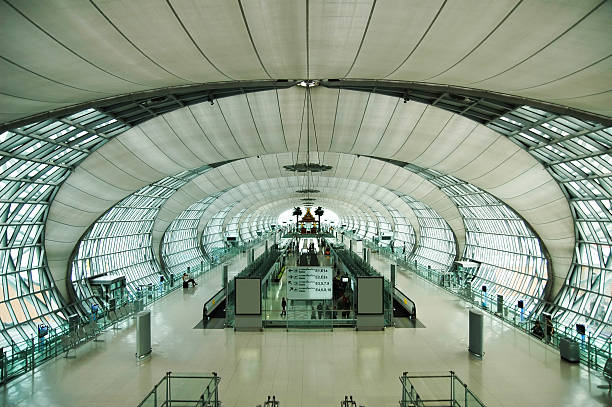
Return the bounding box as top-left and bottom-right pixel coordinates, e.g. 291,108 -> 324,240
286,266 -> 332,300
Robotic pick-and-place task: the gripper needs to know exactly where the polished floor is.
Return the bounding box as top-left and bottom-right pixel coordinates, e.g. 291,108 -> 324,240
1,242 -> 610,406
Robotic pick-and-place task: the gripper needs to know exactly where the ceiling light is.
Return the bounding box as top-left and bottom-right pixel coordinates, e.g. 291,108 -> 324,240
283,163 -> 332,173
297,80 -> 319,88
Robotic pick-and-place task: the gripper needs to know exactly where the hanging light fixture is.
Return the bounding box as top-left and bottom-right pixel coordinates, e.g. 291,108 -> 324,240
284,82 -> 332,177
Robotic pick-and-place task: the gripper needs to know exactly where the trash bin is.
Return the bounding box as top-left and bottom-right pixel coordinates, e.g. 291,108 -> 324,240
469,309 -> 484,358
559,338 -> 580,363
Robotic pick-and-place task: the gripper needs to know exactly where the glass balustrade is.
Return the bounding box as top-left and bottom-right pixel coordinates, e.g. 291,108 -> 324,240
137,372 -> 220,407
0,237 -> 270,385
370,239 -> 612,375
399,371 -> 486,407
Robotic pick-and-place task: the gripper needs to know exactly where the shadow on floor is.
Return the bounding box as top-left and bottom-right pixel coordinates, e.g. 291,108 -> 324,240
193,318 -> 225,329
394,317 -> 426,328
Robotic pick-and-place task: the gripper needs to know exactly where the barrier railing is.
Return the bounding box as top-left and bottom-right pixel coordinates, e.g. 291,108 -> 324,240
203,287 -> 226,319
137,372 -> 220,407
0,237 -> 272,385
225,245 -> 282,327
370,241 -> 612,375
399,371 -> 485,407
329,242 -> 395,326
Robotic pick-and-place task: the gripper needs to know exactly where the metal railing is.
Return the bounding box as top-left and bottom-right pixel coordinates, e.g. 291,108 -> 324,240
0,238 -> 271,386
258,395 -> 280,406
0,287 -> 174,385
372,243 -> 612,375
137,372 -> 220,407
328,242 -> 395,326
399,371 -> 485,407
203,287 -> 226,319
225,245 -> 282,327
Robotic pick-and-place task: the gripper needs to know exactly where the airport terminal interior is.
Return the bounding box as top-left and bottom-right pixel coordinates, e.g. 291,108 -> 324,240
0,1 -> 611,406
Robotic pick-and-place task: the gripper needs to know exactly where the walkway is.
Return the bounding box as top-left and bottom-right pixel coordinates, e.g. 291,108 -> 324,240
1,243 -> 609,406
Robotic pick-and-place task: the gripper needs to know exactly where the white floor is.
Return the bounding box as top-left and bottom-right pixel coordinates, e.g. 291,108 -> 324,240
1,245 -> 610,407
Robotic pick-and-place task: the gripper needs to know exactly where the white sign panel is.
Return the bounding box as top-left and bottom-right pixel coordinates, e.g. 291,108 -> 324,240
287,266 -> 333,300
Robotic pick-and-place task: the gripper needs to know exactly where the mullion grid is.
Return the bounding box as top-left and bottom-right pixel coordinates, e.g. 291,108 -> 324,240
162,196 -> 218,272
70,169 -> 213,307
225,209 -> 245,243
240,213 -> 254,241
490,106 -> 612,343
387,207 -> 416,254
399,196 -> 456,270
202,205 -> 235,258
0,109 -> 128,350
437,173 -> 547,312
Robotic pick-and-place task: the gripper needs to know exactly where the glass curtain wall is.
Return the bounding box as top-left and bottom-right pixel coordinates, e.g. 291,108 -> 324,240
161,195 -> 220,275
387,207 -> 416,255
372,209 -> 391,243
399,195 -> 456,271
225,209 -> 245,243
403,164 -> 549,313
202,205 -> 235,261
71,168 -> 212,305
487,106 -> 612,343
0,109 -> 128,348
240,213 -> 253,242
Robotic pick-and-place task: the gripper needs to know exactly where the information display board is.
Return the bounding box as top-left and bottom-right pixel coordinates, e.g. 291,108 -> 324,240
235,278 -> 261,315
287,266 -> 332,300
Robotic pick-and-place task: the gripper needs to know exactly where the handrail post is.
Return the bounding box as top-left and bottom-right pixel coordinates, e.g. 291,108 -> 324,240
450,370 -> 455,404
166,371 -> 171,406
213,371 -> 219,406
30,337 -> 35,370
400,372 -> 408,405
153,382 -> 158,407
588,333 -> 592,368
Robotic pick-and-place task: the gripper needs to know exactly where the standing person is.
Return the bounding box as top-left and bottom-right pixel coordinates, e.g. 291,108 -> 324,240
317,302 -> 323,319
545,317 -> 554,343
531,320 -> 544,340
281,297 -> 287,318
340,295 -> 350,318
159,274 -> 165,292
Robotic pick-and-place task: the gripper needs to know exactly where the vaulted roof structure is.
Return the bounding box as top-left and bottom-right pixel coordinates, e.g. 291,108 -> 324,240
1,0 -> 610,350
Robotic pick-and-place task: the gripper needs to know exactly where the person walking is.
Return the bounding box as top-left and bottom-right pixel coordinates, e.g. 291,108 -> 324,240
281,297 -> 287,318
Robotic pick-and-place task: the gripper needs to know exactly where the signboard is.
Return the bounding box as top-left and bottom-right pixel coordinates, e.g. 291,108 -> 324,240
286,266 -> 332,300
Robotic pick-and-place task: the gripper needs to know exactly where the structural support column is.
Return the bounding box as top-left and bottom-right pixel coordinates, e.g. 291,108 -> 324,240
363,248 -> 370,264
223,265 -> 228,293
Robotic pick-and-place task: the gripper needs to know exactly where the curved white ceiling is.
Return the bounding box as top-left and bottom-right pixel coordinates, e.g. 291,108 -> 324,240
44,87 -> 573,298
151,166 -> 456,261
188,180 -> 423,248
1,0 -> 610,123
219,194 -> 414,241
